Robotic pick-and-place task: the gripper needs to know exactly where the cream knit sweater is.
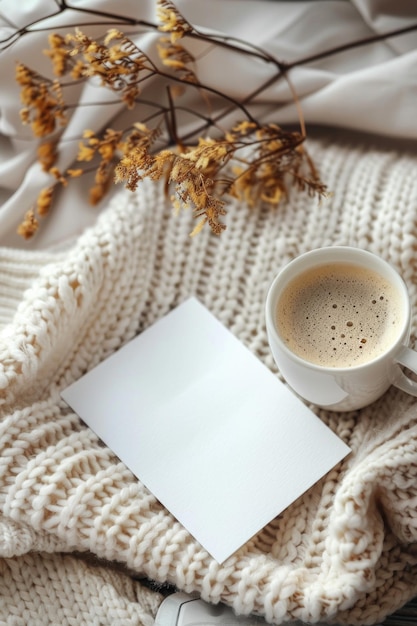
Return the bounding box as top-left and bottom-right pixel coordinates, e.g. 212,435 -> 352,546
1,132 -> 417,625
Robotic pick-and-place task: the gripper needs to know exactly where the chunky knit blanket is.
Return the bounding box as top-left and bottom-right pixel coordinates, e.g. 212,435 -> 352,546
1,131 -> 417,625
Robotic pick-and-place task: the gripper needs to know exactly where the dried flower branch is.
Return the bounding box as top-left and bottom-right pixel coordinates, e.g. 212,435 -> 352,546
16,63 -> 67,137
157,0 -> 195,42
14,0 -> 333,239
16,209 -> 39,240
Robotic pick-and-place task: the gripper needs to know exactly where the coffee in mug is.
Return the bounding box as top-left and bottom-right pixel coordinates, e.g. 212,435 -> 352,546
265,247 -> 417,411
275,263 -> 404,368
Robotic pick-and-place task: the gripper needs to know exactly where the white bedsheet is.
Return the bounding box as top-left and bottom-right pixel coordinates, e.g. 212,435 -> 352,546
0,0 -> 416,249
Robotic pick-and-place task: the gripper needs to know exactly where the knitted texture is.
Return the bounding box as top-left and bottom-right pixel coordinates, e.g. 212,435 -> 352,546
0,551 -> 162,625
1,132 -> 417,625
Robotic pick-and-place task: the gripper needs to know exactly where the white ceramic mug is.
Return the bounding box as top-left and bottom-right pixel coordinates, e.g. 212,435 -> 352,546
265,246 -> 417,411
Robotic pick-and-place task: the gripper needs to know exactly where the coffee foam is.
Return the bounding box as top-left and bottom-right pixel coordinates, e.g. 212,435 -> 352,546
276,263 -> 403,368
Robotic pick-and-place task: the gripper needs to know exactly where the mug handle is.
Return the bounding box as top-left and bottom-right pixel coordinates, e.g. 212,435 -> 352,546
393,345 -> 417,395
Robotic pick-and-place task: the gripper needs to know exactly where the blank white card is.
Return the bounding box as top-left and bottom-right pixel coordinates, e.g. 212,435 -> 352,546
61,297 -> 350,563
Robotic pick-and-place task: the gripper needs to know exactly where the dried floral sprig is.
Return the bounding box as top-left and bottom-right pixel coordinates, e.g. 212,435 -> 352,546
15,0 -> 328,239
17,209 -> 39,240
157,0 -> 195,42
16,63 -> 67,137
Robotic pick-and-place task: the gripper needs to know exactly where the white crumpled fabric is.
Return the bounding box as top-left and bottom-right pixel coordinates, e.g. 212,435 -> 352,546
0,0 -> 416,248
